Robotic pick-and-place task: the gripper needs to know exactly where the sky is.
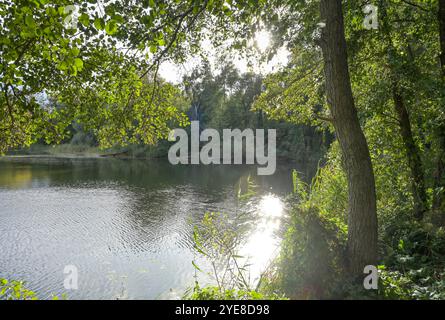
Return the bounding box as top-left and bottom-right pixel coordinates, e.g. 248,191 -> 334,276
158,30 -> 291,84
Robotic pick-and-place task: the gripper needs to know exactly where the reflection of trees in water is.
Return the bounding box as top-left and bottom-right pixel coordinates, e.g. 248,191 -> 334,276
0,158 -> 316,252
0,157 -> 318,193
0,163 -> 33,188
0,158 -> 316,254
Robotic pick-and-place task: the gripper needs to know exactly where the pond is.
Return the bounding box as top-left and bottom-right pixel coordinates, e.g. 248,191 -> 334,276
0,157 -> 314,299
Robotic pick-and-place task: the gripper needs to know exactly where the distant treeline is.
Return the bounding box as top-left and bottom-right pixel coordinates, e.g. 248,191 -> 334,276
11,62 -> 332,163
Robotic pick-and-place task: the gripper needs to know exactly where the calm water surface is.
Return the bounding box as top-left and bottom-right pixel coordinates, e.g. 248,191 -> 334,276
0,157 -> 314,299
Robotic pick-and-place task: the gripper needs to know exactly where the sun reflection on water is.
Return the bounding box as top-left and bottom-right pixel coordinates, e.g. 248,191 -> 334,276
240,194 -> 285,285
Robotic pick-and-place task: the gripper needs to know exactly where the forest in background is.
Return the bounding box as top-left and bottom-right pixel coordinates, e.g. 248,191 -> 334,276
10,61 -> 329,165
1,0 -> 445,300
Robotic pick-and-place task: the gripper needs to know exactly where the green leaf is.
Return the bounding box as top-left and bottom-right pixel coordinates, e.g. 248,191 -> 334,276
112,14 -> 124,23
58,61 -> 68,70
105,20 -> 117,35
192,261 -> 202,272
94,18 -> 105,30
25,15 -> 36,29
74,58 -> 83,70
71,47 -> 80,56
79,13 -> 90,27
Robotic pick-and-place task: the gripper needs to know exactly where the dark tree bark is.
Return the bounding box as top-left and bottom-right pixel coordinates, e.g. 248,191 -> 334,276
439,0 -> 445,78
319,0 -> 378,275
392,87 -> 428,220
378,1 -> 428,220
433,0 -> 445,217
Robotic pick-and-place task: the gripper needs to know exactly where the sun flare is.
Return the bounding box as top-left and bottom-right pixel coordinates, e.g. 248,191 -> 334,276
255,30 -> 271,53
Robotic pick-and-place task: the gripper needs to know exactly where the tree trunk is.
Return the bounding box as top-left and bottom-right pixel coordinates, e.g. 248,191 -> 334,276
439,0 -> 445,78
378,1 -> 428,220
319,0 -> 378,275
392,87 -> 427,220
433,0 -> 445,217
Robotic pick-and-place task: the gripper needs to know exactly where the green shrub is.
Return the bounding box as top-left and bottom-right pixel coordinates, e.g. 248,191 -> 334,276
274,204 -> 347,299
0,278 -> 37,300
377,220 -> 445,300
270,166 -> 348,299
186,283 -> 285,300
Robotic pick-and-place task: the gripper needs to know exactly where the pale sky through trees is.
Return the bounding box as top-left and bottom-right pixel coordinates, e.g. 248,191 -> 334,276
159,30 -> 290,84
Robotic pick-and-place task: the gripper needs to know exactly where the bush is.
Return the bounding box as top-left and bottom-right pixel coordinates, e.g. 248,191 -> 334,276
378,221 -> 445,300
0,279 -> 37,300
274,204 -> 347,299
186,283 -> 285,300
269,166 -> 348,299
